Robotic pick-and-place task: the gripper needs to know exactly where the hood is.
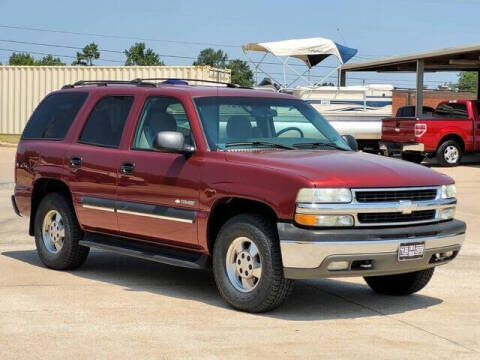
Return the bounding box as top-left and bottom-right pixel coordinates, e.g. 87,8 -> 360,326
224,150 -> 453,188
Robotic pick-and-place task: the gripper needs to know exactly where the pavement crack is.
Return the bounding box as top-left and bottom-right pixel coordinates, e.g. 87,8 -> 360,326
309,284 -> 478,354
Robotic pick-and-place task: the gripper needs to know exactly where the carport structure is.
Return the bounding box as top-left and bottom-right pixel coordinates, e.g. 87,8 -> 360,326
340,43 -> 480,117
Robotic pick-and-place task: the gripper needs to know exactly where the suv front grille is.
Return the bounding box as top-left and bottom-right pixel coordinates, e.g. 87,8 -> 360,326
357,210 -> 436,224
355,189 -> 437,203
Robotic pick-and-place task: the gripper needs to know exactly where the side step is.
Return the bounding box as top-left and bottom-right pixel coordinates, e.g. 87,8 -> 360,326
79,233 -> 209,270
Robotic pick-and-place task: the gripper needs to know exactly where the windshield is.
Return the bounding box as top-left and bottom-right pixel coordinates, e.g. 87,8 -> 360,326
194,96 -> 350,151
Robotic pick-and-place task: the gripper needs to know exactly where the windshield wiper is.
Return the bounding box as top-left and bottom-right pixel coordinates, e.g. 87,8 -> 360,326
292,142 -> 347,151
225,141 -> 295,150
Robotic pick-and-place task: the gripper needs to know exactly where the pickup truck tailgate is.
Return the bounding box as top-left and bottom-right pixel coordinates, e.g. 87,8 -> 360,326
382,118 -> 417,143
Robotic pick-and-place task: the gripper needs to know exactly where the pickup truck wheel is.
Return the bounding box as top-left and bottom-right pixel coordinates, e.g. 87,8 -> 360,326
34,193 -> 89,270
213,214 -> 294,313
364,268 -> 434,295
437,140 -> 462,167
401,152 -> 424,164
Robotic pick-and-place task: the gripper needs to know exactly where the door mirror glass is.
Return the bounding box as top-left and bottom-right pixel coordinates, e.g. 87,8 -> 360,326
152,131 -> 194,154
342,135 -> 358,151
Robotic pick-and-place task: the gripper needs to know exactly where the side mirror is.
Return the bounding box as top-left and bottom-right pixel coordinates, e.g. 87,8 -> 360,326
152,131 -> 194,155
342,135 -> 358,151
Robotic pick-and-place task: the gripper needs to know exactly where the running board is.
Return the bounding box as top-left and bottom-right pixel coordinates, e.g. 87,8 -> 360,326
79,233 -> 209,270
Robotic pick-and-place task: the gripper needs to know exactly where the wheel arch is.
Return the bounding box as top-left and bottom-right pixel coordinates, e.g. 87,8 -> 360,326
206,197 -> 279,254
29,178 -> 74,236
436,133 -> 465,153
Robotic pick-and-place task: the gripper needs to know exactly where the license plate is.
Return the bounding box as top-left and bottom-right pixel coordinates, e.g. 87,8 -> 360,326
398,242 -> 425,261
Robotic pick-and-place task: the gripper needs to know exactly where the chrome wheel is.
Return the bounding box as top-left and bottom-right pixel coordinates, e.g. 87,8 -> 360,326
444,145 -> 459,164
42,210 -> 65,253
225,237 -> 262,292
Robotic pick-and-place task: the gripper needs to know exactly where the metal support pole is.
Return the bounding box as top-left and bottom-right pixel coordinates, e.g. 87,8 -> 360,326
476,70 -> 480,100
415,59 -> 424,118
338,69 -> 346,87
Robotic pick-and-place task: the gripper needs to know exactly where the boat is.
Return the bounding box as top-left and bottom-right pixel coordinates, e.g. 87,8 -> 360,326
242,37 -> 393,151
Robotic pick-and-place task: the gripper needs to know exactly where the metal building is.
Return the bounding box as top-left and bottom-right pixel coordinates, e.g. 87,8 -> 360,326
0,65 -> 231,134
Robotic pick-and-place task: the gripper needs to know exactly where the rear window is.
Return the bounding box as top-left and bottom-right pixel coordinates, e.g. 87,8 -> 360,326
79,96 -> 134,148
22,92 -> 88,140
434,103 -> 469,119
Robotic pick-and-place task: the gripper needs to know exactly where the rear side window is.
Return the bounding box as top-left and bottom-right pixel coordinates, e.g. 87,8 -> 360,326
22,92 -> 88,140
434,103 -> 468,119
79,96 -> 134,148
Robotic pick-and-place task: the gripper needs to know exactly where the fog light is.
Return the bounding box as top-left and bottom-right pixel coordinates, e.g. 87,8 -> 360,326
295,214 -> 354,227
439,207 -> 456,220
328,261 -> 350,271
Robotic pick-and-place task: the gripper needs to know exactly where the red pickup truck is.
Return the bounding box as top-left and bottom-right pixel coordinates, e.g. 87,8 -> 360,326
380,100 -> 480,166
12,80 -> 465,312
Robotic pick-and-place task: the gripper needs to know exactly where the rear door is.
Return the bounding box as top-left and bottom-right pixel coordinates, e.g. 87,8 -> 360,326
67,94 -> 134,234
115,95 -> 200,247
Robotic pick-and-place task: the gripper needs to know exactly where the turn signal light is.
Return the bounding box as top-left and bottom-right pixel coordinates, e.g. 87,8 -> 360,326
414,123 -> 427,137
294,214 -> 354,227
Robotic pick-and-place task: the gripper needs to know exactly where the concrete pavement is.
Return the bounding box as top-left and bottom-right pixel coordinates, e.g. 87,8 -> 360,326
0,147 -> 478,359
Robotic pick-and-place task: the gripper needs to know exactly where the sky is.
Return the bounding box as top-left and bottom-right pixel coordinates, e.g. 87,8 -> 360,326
1,0 -> 479,88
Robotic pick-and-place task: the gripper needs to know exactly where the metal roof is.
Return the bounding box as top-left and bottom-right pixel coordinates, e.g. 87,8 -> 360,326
341,43 -> 480,72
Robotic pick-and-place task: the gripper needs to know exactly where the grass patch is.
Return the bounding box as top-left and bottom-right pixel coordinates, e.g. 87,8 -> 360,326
0,134 -> 20,144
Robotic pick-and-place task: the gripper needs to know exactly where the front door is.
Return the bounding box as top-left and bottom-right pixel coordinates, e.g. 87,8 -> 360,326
116,96 -> 200,247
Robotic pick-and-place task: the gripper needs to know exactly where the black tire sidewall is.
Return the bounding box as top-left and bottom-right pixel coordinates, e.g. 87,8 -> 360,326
437,140 -> 461,167
213,216 -> 279,311
34,193 -> 80,269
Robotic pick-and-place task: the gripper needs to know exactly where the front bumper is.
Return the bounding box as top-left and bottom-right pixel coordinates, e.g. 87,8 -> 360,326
380,141 -> 424,154
278,220 -> 465,279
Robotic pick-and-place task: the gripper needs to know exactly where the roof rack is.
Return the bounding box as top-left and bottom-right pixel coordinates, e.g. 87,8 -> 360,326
133,78 -> 250,89
62,79 -> 156,89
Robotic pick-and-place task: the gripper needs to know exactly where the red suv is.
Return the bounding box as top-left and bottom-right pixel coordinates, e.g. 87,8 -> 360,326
12,79 -> 466,312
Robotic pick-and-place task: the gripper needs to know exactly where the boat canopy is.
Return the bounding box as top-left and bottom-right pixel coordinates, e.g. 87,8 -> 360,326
242,37 -> 358,68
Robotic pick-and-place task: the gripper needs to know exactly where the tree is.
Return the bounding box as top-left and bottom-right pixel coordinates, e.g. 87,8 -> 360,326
9,52 -> 35,65
124,42 -> 164,66
457,72 -> 477,92
228,59 -> 254,87
72,43 -> 100,66
36,55 -> 65,66
193,48 -> 254,87
193,48 -> 228,68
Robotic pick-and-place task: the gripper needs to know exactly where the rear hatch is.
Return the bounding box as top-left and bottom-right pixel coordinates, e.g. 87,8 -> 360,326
382,117 -> 418,143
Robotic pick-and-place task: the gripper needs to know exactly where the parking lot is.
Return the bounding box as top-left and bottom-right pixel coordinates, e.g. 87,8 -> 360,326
0,147 -> 478,360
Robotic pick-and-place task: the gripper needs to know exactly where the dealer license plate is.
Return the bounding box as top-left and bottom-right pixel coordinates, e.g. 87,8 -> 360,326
398,242 -> 425,261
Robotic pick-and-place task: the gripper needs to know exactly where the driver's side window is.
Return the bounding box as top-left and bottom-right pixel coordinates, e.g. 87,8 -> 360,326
133,96 -> 192,150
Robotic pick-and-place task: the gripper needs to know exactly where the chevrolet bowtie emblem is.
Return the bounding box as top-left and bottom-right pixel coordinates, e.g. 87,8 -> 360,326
398,200 -> 415,214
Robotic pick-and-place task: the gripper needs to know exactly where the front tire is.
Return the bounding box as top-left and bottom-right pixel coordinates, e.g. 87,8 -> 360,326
364,268 -> 435,295
212,214 -> 294,313
436,140 -> 462,167
34,193 -> 89,270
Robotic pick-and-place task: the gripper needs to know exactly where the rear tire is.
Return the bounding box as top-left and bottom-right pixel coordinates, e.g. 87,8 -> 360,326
34,193 -> 89,270
401,152 -> 424,164
436,140 -> 462,167
364,268 -> 434,295
212,214 -> 294,313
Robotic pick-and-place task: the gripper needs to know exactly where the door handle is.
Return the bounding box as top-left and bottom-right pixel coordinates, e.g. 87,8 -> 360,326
120,162 -> 135,175
69,156 -> 82,168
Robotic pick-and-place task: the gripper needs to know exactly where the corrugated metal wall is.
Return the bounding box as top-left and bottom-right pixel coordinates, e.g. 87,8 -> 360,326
0,66 -> 231,134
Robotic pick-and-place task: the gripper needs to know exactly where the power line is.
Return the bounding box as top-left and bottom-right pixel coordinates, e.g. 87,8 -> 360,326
0,24 -> 239,48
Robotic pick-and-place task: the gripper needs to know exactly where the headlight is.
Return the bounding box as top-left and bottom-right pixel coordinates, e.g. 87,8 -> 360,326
296,188 -> 352,203
441,184 -> 456,199
295,214 -> 354,227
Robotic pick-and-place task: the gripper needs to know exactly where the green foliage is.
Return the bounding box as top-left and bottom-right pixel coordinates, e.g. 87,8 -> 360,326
36,55 -> 65,66
9,52 -> 35,65
193,48 -> 254,87
72,43 -> 100,66
228,59 -> 254,87
124,42 -> 164,66
193,48 -> 228,68
457,72 -> 477,92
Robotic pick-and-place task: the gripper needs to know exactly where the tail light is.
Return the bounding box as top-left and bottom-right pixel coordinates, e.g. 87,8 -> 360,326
414,123 -> 427,137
